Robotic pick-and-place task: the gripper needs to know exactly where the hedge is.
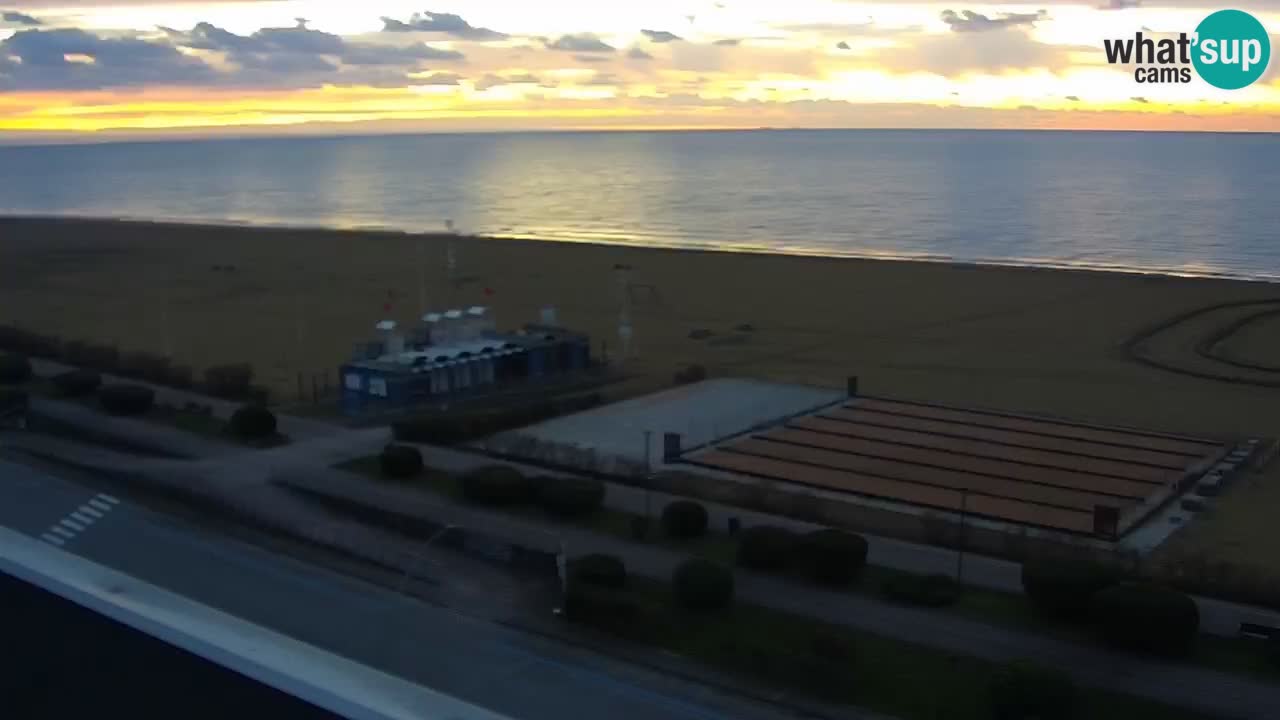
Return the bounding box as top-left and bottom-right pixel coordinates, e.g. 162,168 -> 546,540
460,465 -> 535,506
204,363 -> 254,399
989,661 -> 1077,720
98,384 -> 155,416
673,559 -> 734,611
736,526 -> 800,572
570,554 -> 627,589
1090,583 -> 1199,655
881,572 -> 962,608
0,354 -> 32,384
661,500 -> 709,539
229,404 -> 277,440
800,529 -> 869,586
52,369 -> 102,397
538,476 -> 605,518
377,444 -> 423,478
1022,558 -> 1118,620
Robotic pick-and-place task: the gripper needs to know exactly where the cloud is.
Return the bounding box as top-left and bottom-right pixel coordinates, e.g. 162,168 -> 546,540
546,34 -> 614,53
340,42 -> 463,66
573,54 -> 611,64
2,10 -> 41,26
474,71 -> 542,90
1131,96 -> 1149,103
940,9 -> 1047,32
379,11 -> 506,40
0,27 -> 213,90
1099,0 -> 1140,8
713,38 -> 740,46
416,71 -> 460,85
1066,95 -> 1081,101
641,29 -> 682,43
836,41 -> 851,50
627,46 -> 653,60
878,25 -> 1081,74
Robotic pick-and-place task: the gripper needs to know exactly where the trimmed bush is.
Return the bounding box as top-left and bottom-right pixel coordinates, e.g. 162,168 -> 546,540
52,369 -> 102,397
0,354 -> 32,384
1090,582 -> 1199,655
800,529 -> 869,587
661,500 -> 709,539
881,572 -> 962,608
1022,558 -> 1118,620
204,363 -> 254,399
460,465 -> 535,506
538,476 -> 605,518
673,558 -> 734,611
379,444 -> 423,478
737,526 -> 800,571
98,384 -> 155,416
989,661 -> 1077,720
571,554 -> 627,589
228,404 -> 277,440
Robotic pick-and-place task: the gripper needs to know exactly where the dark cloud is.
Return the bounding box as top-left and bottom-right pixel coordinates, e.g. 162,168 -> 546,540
1131,96 -> 1149,103
163,21 -> 464,71
713,38 -> 740,46
1100,0 -> 1140,8
2,10 -> 41,26
546,34 -> 614,53
573,54 -> 611,64
627,46 -> 653,60
340,42 -> 463,65
836,41 -> 851,50
641,29 -> 682,43
416,71 -> 461,85
941,9 -> 1047,32
0,28 -> 213,90
379,11 -> 506,40
1066,95 -> 1081,101
474,72 -> 542,90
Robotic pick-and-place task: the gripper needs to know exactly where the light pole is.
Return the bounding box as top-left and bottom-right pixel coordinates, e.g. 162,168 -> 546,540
955,490 -> 968,585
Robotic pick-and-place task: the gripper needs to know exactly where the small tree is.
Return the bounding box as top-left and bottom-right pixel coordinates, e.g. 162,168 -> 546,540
229,404 -> 277,440
1090,583 -> 1199,655
662,500 -> 709,539
673,558 -> 734,611
379,444 -> 424,478
800,529 -> 869,586
1022,557 -> 1118,620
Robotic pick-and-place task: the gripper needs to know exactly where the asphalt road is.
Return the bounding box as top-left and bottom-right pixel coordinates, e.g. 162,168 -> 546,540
0,455 -> 820,720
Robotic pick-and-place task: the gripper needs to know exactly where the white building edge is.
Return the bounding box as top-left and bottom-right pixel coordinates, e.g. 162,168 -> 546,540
0,526 -> 512,720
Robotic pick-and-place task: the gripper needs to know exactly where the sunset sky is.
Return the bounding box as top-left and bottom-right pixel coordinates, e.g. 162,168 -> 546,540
1,0 -> 1277,141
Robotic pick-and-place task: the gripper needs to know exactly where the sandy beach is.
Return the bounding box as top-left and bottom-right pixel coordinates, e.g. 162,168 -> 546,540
4,216 -> 1279,570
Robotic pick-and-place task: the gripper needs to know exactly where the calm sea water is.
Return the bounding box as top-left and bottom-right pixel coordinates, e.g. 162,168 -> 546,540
2,129 -> 1277,280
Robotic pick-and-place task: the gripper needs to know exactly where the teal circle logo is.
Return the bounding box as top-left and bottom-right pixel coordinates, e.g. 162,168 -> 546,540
1193,10 -> 1271,90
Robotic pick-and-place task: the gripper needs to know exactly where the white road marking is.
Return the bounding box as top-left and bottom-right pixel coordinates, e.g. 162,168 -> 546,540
89,499 -> 112,512
60,518 -> 86,532
41,533 -> 65,546
70,511 -> 95,525
80,505 -> 104,519
52,526 -> 75,539
98,493 -> 120,505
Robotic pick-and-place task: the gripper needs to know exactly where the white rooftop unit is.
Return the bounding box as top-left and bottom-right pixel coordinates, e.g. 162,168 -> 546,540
442,309 -> 465,343
375,320 -> 405,357
467,306 -> 495,337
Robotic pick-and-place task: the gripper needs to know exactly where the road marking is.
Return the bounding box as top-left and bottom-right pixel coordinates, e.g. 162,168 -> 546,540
59,518 -> 86,532
41,533 -> 65,546
71,511 -> 95,525
52,526 -> 75,539
80,505 -> 104,519
98,493 -> 120,505
89,499 -> 113,512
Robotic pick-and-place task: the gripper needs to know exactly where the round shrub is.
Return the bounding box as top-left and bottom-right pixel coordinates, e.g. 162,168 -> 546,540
538,476 -> 605,518
229,404 -> 277,440
736,526 -> 800,572
661,500 -> 709,539
0,354 -> 32,384
1090,582 -> 1199,655
52,369 -> 101,397
379,444 -> 423,478
571,554 -> 627,589
97,383 -> 155,416
989,661 -> 1077,720
800,529 -> 869,587
673,558 -> 734,611
460,465 -> 534,506
881,572 -> 962,608
1022,558 -> 1118,620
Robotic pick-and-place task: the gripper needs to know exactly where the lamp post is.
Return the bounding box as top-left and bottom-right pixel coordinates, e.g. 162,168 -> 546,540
955,490 -> 968,585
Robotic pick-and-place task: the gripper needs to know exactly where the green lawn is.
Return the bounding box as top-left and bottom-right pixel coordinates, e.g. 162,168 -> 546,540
338,454 -> 1280,686
580,576 -> 1213,720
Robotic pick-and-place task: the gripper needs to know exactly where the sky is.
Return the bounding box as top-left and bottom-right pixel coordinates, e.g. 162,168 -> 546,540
0,0 -> 1277,140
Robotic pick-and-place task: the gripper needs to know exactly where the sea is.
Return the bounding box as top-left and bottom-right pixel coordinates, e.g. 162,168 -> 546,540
2,129 -> 1277,281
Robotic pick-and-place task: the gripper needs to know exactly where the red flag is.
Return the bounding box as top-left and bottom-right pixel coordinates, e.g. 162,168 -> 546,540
484,287 -> 494,297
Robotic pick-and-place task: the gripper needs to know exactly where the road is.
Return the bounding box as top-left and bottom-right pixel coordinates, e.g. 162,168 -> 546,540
0,455 -> 837,720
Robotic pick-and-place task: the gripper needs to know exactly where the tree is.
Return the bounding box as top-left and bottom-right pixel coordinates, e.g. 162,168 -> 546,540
662,500 -> 708,539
